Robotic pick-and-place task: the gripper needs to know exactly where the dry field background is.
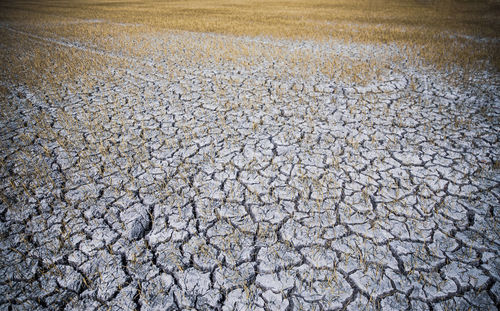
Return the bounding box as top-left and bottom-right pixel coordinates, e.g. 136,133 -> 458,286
0,0 -> 499,310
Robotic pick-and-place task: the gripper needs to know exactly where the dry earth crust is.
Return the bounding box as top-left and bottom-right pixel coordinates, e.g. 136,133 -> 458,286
0,20 -> 499,311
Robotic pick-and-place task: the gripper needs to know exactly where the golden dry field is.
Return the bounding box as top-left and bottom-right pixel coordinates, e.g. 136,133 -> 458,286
1,1 -> 499,310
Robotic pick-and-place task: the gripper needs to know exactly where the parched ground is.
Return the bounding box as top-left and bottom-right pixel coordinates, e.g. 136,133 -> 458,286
0,17 -> 499,311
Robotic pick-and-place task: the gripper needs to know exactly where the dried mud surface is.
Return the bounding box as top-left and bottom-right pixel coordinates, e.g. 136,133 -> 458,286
1,21 -> 499,310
